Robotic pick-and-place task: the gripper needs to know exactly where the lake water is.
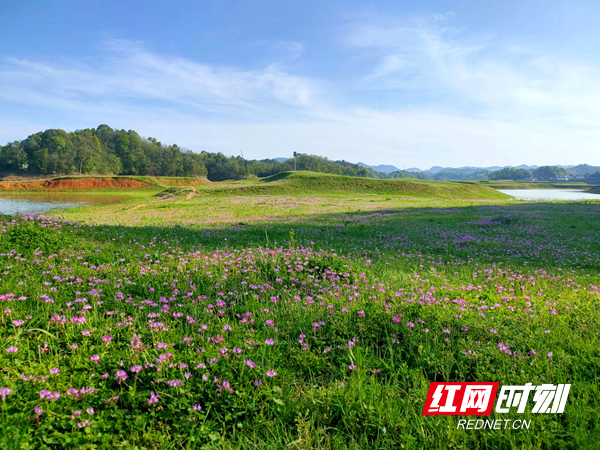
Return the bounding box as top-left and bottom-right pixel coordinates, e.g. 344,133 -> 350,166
0,192 -> 130,215
499,189 -> 600,201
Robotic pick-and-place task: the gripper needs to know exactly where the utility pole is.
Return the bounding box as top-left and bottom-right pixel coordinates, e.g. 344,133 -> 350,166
240,150 -> 247,178
293,151 -> 297,171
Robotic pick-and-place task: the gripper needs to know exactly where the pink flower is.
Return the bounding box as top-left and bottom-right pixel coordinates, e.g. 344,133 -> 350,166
6,346 -> 17,354
49,367 -> 60,375
39,390 -> 60,401
0,387 -> 12,401
265,370 -> 277,377
115,370 -> 128,382
147,391 -> 160,405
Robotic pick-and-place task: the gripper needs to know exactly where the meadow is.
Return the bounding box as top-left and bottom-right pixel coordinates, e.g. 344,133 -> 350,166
0,173 -> 599,449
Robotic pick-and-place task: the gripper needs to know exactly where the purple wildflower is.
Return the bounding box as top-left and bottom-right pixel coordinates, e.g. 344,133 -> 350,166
0,388 -> 13,401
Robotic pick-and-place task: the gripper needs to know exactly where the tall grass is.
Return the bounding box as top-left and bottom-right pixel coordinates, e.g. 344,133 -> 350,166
0,194 -> 599,449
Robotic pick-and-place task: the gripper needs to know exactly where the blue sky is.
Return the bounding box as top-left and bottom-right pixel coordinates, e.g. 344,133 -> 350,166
1,0 -> 600,168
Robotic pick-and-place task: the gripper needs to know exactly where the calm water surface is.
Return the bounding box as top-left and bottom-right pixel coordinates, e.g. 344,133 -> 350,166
499,189 -> 600,201
0,192 -> 129,215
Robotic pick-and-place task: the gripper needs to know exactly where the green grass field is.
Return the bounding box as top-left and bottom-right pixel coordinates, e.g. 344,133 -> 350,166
0,173 -> 599,449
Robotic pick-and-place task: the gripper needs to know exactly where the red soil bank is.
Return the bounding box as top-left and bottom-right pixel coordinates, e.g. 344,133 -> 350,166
0,177 -> 152,190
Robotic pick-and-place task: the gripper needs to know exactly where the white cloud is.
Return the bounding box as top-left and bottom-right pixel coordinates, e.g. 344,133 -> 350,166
105,107 -> 600,168
341,14 -> 600,130
1,21 -> 600,168
0,39 -> 322,116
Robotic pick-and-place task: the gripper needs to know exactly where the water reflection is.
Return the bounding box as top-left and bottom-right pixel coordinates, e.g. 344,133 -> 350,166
499,189 -> 600,201
0,192 -> 130,214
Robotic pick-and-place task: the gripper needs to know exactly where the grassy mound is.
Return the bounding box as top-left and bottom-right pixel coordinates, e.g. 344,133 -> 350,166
151,177 -> 209,187
154,186 -> 195,199
210,171 -> 509,199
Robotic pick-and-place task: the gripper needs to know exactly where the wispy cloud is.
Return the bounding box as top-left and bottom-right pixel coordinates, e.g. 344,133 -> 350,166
0,39 -> 321,118
341,13 -> 600,129
1,18 -> 600,167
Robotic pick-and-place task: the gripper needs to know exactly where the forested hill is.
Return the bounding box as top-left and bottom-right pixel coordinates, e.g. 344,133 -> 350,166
0,125 -> 430,182
0,126 -> 206,178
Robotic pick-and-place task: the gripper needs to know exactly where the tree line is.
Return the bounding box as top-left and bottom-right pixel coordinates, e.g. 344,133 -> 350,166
1,125 -> 598,182
0,126 -> 207,178
487,165 -> 600,181
0,125 -> 430,181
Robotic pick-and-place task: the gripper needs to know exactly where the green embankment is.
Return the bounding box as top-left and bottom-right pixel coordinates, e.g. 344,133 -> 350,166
473,180 -> 592,189
203,171 -> 509,199
0,171 -> 511,200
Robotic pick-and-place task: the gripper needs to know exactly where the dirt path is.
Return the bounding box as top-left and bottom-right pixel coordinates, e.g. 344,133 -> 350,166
126,203 -> 147,212
186,187 -> 197,200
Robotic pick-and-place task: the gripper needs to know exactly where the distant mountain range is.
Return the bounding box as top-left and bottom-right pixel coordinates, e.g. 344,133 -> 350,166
351,162 -> 546,174
274,157 -> 597,180
354,163 -> 585,174
357,162 -> 401,174
391,165 -> 539,174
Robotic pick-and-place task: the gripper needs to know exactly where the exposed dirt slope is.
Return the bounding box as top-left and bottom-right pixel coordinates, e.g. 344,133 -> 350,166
0,177 -> 153,190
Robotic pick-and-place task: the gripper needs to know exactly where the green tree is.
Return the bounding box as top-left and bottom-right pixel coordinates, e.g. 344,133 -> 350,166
487,167 -> 532,181
0,141 -> 28,172
533,166 -> 568,181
